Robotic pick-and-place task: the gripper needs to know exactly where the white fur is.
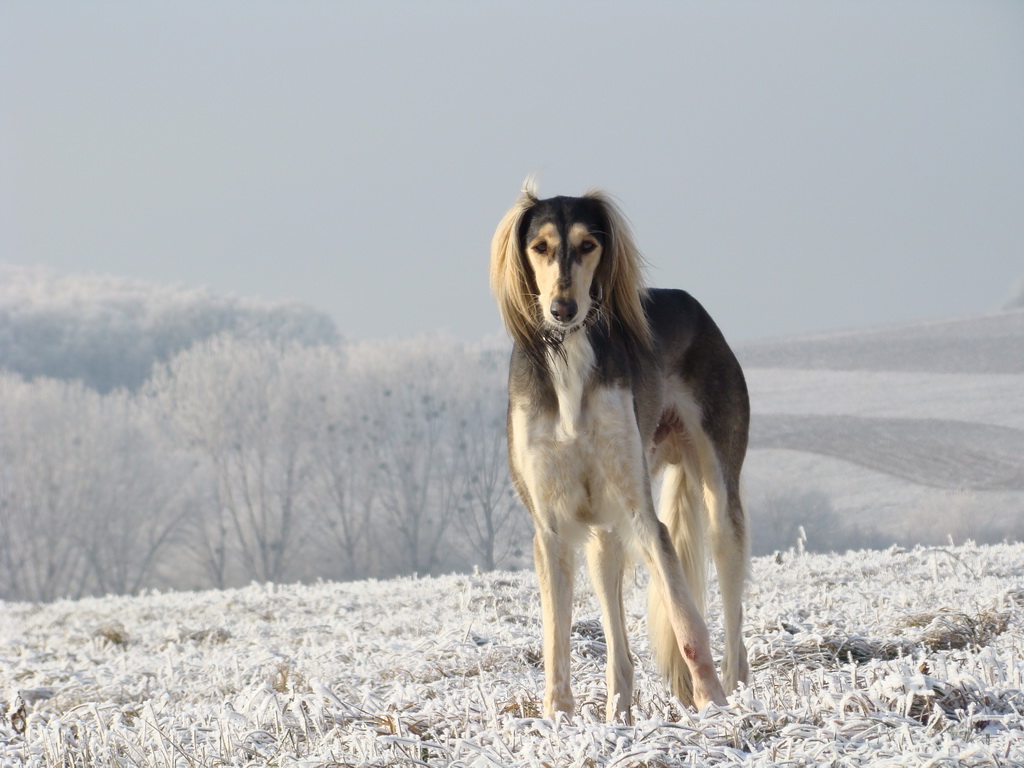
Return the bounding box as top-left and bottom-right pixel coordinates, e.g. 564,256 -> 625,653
510,342 -> 645,537
549,332 -> 596,441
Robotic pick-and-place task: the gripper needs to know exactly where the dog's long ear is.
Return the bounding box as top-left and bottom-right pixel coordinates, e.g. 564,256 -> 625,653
490,180 -> 540,351
586,190 -> 653,352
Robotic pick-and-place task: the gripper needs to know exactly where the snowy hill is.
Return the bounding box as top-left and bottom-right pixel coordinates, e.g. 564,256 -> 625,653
2,543 -> 1022,766
738,310 -> 1024,374
738,310 -> 1024,553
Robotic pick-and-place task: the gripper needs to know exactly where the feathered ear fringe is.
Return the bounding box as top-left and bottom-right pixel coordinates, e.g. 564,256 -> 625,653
584,190 -> 654,353
490,179 -> 541,354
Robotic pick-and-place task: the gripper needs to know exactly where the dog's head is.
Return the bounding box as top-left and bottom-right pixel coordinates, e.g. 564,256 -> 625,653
490,181 -> 652,358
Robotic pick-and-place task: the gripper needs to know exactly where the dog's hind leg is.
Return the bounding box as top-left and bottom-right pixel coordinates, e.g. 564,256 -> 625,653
635,501 -> 726,709
585,529 -> 634,722
708,478 -> 749,693
534,528 -> 576,719
648,462 -> 705,707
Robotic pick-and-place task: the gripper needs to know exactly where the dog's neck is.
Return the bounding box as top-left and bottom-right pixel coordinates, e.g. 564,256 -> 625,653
539,304 -> 601,348
546,329 -> 595,441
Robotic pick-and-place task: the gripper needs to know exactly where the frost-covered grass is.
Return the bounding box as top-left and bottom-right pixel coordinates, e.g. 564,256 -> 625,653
2,543 -> 1023,767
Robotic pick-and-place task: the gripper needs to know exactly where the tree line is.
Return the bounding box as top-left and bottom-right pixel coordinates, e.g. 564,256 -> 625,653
0,335 -> 526,602
0,263 -> 339,393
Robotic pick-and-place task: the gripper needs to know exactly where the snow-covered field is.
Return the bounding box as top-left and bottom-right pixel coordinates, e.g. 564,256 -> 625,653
2,543 -> 1022,767
739,309 -> 1024,549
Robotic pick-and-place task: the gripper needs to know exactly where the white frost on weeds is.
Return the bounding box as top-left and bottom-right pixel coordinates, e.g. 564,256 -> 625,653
1,544 -> 1023,767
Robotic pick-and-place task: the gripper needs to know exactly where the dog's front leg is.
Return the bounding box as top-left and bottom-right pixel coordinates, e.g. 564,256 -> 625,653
533,527 -> 575,719
586,529 -> 634,723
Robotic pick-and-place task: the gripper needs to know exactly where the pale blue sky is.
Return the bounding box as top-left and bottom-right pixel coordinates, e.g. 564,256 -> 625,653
2,1 -> 1022,344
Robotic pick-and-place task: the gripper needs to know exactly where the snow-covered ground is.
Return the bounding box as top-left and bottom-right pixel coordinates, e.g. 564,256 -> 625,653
2,543 -> 1022,767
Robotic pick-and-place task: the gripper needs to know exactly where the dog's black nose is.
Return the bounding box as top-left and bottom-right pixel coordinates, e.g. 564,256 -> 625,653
550,298 -> 578,323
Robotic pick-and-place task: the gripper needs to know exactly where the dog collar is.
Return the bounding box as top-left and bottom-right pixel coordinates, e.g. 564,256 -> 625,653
540,301 -> 602,347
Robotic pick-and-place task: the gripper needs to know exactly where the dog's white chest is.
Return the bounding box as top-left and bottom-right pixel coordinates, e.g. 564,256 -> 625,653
510,348 -> 646,533
548,333 -> 596,441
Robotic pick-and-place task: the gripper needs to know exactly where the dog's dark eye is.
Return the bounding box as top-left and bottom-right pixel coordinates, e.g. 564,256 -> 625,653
533,241 -> 548,254
580,240 -> 597,254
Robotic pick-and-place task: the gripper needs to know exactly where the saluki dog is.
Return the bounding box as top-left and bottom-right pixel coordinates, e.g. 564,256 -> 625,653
490,182 -> 750,723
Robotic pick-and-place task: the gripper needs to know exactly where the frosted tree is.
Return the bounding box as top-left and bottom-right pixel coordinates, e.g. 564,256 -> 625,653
306,358 -> 381,580
0,376 -> 185,600
0,376 -> 91,600
77,392 -> 193,595
352,338 -> 463,576
450,349 -> 523,571
154,335 -> 337,585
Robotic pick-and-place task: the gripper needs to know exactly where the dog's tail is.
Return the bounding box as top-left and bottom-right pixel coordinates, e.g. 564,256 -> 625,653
647,463 -> 706,707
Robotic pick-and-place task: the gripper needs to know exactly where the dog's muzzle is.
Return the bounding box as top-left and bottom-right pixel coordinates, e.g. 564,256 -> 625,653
550,298 -> 578,324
